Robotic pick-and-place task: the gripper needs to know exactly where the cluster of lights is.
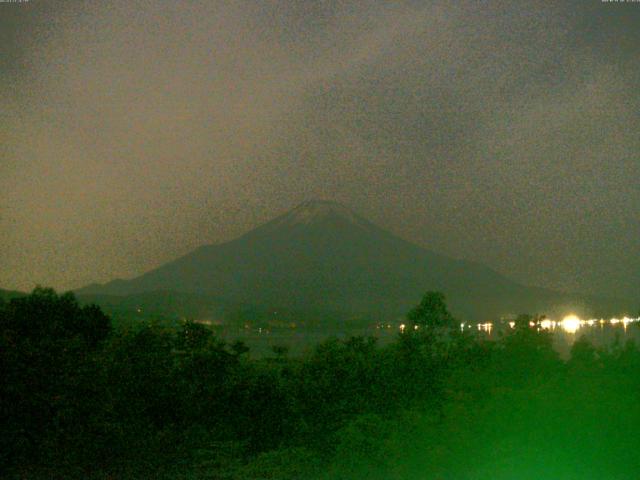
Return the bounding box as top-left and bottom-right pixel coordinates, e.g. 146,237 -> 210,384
458,322 -> 493,333
451,315 -> 640,335
477,322 -> 493,334
398,323 -> 420,333
377,323 -> 394,330
515,314 -> 640,334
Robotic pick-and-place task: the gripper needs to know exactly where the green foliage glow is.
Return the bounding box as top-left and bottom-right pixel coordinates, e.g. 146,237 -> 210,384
2,288 -> 640,479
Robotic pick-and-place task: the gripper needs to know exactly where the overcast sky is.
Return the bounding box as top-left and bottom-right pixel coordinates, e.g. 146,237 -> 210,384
1,0 -> 638,298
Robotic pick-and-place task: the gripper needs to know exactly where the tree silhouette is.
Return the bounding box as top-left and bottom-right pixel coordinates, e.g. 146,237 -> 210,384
407,291 -> 455,329
0,287 -> 112,473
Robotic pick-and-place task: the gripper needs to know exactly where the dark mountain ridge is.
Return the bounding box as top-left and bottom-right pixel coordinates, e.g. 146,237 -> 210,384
76,200 -> 634,322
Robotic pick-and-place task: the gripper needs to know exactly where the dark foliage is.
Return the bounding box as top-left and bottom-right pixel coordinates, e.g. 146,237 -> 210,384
2,288 -> 640,479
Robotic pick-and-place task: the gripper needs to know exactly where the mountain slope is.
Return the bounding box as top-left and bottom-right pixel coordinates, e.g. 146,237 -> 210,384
77,201 -> 631,321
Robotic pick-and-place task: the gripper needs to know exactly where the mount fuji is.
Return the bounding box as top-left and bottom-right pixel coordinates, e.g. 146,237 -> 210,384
76,200 -> 625,322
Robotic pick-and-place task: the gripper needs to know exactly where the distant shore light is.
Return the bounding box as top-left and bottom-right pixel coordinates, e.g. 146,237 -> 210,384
560,314 -> 581,334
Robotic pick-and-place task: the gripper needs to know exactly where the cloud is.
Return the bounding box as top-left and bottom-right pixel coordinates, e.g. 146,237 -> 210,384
1,1 -> 638,297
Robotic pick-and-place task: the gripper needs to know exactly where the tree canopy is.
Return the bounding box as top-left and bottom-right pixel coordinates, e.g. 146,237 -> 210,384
407,291 -> 455,329
3,287 -> 640,479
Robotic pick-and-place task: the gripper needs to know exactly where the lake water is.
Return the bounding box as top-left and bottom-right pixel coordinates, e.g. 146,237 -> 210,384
474,316 -> 640,358
224,316 -> 640,358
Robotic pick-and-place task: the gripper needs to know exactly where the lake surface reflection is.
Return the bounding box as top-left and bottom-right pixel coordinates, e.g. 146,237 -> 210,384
225,315 -> 640,358
472,315 -> 640,358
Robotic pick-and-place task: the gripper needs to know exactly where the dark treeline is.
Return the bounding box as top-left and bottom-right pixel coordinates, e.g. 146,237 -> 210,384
2,288 -> 640,479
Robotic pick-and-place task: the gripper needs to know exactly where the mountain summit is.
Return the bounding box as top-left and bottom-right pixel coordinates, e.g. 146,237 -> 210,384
274,200 -> 369,227
77,201 -> 611,321
241,200 -> 378,240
